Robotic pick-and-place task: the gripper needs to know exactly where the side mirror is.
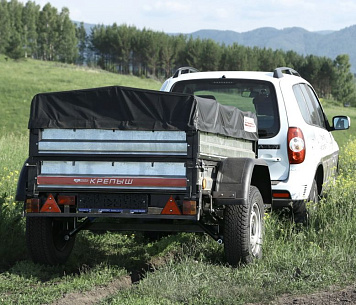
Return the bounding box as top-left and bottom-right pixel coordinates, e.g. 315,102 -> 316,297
332,116 -> 351,130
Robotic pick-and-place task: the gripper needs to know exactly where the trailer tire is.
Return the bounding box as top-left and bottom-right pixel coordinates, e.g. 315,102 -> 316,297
224,186 -> 263,266
26,217 -> 75,265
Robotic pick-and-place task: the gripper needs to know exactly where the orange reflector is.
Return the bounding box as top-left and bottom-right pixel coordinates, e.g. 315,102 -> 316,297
26,198 -> 40,213
57,195 -> 75,205
183,200 -> 197,215
161,196 -> 181,215
202,178 -> 207,190
272,192 -> 291,199
40,193 -> 61,213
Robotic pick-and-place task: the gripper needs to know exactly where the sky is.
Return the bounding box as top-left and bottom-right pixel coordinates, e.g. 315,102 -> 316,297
35,0 -> 356,33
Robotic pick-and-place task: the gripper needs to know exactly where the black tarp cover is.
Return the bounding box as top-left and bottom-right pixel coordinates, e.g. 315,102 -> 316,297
28,86 -> 258,141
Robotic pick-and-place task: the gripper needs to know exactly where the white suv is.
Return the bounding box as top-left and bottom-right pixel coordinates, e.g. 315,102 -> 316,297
161,67 -> 350,221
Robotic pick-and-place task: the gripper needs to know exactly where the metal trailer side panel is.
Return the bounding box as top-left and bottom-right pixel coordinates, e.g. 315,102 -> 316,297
198,132 -> 255,160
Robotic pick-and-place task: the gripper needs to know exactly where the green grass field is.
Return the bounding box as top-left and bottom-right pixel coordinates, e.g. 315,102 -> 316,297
1,56 -> 356,304
0,55 -> 161,137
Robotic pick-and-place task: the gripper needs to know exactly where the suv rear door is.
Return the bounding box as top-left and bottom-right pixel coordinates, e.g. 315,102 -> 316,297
294,83 -> 338,186
169,78 -> 290,181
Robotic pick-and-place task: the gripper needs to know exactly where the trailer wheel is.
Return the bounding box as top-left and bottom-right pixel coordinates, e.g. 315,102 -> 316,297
224,186 -> 264,266
26,217 -> 75,265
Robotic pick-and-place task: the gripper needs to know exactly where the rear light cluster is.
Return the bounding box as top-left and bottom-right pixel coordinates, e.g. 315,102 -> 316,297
26,194 -> 197,216
160,196 -> 197,215
26,194 -> 75,213
287,127 -> 305,164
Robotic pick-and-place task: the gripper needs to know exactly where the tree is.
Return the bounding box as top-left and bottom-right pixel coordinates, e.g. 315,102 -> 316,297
159,34 -> 177,78
182,36 -> 202,69
56,7 -> 77,63
7,0 -> 23,34
0,0 -> 11,53
5,32 -> 22,59
76,22 -> 87,65
117,24 -> 135,74
332,54 -> 356,105
223,43 -> 248,71
22,1 -> 40,58
139,29 -> 161,77
37,3 -> 59,60
172,34 -> 187,70
315,58 -> 335,98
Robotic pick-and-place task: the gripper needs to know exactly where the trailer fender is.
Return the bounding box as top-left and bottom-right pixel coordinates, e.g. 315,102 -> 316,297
213,158 -> 271,206
15,158 -> 29,202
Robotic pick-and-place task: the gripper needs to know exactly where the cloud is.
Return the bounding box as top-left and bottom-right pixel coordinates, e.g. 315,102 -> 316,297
35,0 -> 356,33
143,1 -> 191,14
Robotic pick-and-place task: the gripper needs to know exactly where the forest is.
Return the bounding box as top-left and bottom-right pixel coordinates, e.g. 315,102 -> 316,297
1,0 -> 355,105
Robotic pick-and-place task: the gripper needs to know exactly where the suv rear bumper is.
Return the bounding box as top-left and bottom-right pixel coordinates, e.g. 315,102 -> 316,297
271,167 -> 314,206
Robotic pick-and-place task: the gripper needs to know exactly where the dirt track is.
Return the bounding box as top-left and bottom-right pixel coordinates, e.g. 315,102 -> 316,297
50,276 -> 356,305
250,284 -> 356,305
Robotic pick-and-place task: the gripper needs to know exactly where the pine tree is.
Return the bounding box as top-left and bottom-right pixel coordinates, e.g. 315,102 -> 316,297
5,31 -> 22,59
332,54 -> 356,105
76,22 -> 87,65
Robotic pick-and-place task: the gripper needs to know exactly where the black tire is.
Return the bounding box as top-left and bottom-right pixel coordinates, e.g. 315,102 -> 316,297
293,178 -> 319,224
224,186 -> 264,266
308,178 -> 319,204
26,217 -> 76,265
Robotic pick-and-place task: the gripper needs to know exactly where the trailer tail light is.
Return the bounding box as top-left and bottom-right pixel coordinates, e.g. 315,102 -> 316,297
161,196 -> 181,215
57,195 -> 75,205
26,198 -> 40,213
40,193 -> 61,213
288,127 -> 305,164
183,200 -> 197,215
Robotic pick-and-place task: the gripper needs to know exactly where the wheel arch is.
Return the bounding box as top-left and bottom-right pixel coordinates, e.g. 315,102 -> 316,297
15,158 -> 29,201
214,158 -> 272,206
251,164 -> 272,206
315,164 -> 324,196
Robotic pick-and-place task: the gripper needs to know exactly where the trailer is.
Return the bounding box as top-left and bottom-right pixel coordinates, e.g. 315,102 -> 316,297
17,85 -> 271,266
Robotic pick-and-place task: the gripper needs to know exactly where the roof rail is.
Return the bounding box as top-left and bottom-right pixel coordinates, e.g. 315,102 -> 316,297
273,67 -> 301,79
172,67 -> 199,78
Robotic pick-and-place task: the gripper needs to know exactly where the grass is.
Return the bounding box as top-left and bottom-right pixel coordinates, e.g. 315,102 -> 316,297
1,56 -> 356,304
321,98 -> 356,148
101,140 -> 356,305
0,55 -> 161,137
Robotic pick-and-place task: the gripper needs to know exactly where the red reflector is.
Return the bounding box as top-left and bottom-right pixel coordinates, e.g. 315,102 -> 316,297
183,200 -> 197,215
161,196 -> 181,215
26,198 -> 40,213
273,192 -> 291,199
40,193 -> 61,213
57,195 -> 75,205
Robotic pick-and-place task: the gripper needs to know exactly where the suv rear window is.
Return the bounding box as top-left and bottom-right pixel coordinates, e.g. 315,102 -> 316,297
171,79 -> 279,138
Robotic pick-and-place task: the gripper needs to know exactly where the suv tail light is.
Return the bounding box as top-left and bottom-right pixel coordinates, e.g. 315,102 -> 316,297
288,127 -> 305,164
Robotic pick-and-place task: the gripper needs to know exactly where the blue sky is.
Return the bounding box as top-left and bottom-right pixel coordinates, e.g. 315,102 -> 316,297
36,0 -> 356,33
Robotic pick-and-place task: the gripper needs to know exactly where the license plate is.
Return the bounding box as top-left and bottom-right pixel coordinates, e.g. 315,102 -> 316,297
77,193 -> 148,213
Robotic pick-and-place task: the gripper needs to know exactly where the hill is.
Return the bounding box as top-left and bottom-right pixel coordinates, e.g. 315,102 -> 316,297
189,25 -> 356,73
76,21 -> 356,73
0,54 -> 354,147
0,55 -> 161,136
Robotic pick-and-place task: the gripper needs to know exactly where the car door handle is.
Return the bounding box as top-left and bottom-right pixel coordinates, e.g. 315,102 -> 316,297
260,157 -> 281,162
